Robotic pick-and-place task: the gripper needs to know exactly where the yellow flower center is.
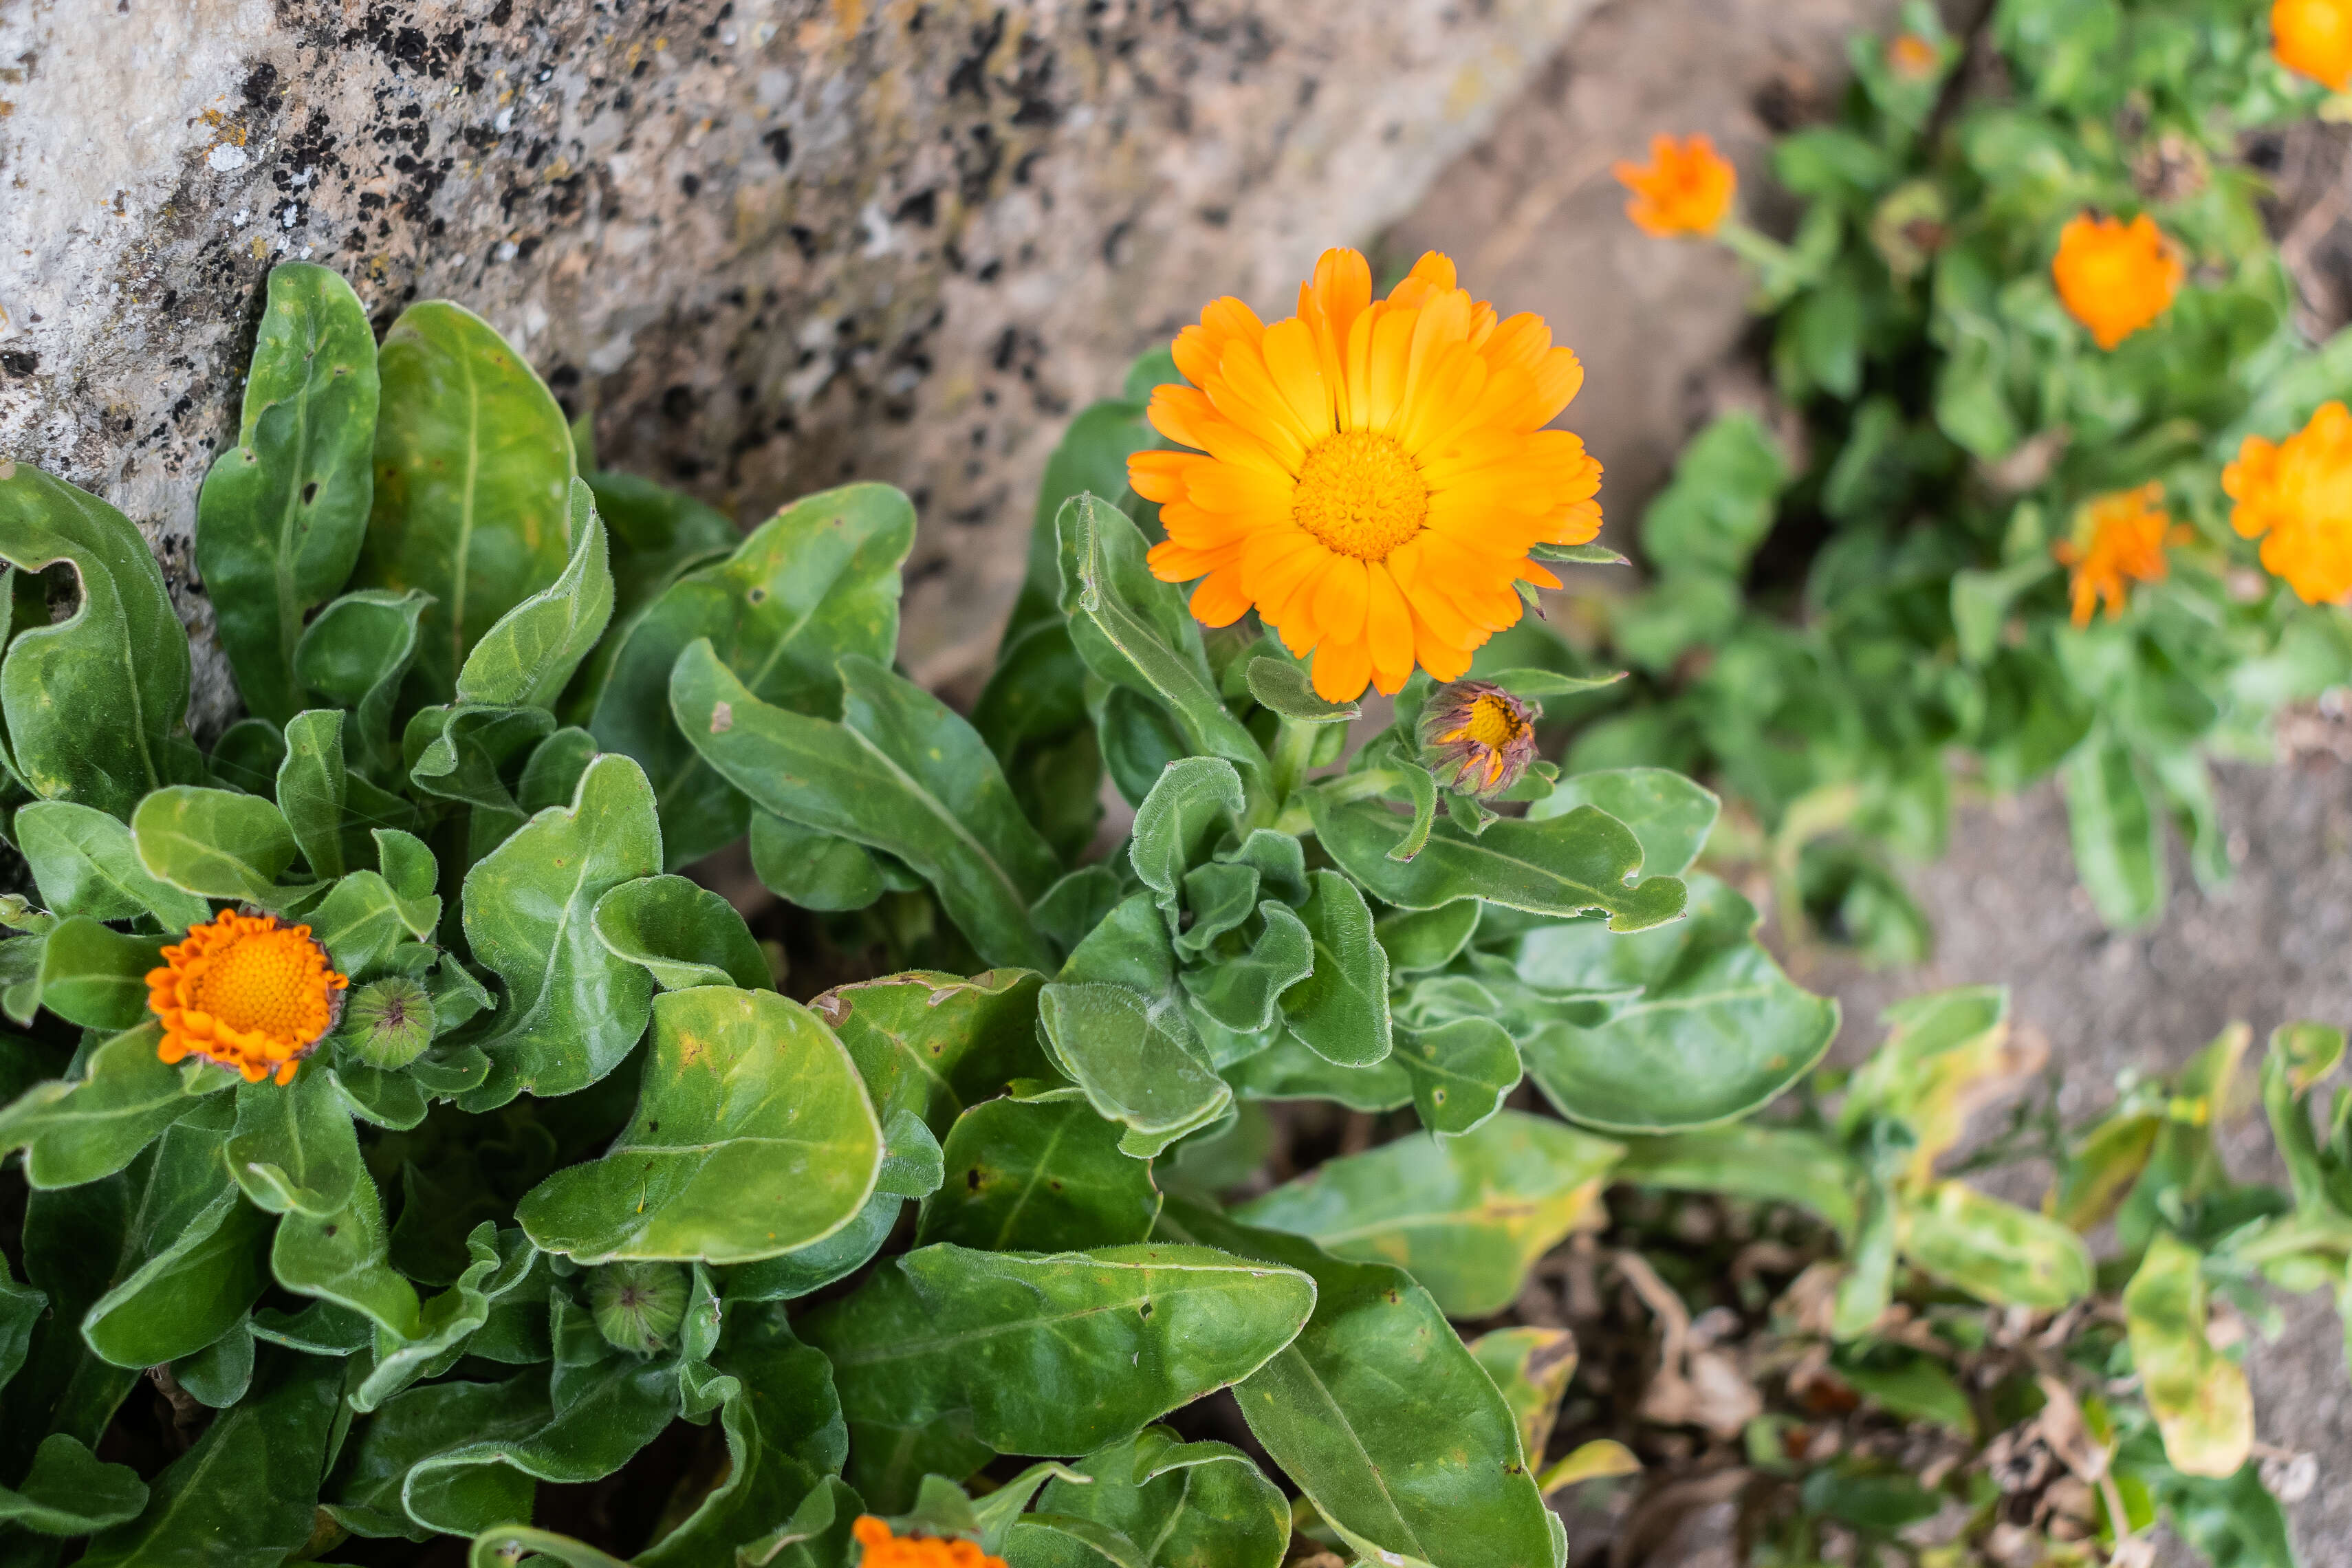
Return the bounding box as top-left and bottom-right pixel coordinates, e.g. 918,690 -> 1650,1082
188,927 -> 333,1040
1460,691 -> 1527,750
1292,430 -> 1429,561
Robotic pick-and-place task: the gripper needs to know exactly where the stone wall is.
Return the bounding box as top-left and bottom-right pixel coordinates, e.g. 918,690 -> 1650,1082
0,0 -> 1596,730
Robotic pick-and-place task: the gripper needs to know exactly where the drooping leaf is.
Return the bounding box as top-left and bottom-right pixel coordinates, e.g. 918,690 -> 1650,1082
0,1023 -> 223,1189
294,588 -> 431,780
131,785 -> 299,907
456,479 -> 615,709
352,299 -> 578,697
592,483 -> 913,865
14,799 -> 214,928
0,462 -> 193,818
516,986 -> 882,1263
1237,1111 -> 1620,1316
1516,875 -> 1838,1132
1153,1201 -> 1557,1568
1529,767 -> 1721,878
76,1347 -> 342,1568
1129,757 -> 1245,928
1310,793 -> 1687,932
919,1096 -> 1164,1252
457,753 -> 661,1110
1278,871 -> 1392,1068
1470,1327 -> 1578,1466
192,260 -> 379,729
807,1243 -> 1313,1459
673,642 -> 1058,968
591,873 -> 772,990
749,809 -> 888,911
0,1433 -> 150,1536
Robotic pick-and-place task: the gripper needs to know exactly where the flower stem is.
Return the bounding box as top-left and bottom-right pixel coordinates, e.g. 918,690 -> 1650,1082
1269,717 -> 1320,803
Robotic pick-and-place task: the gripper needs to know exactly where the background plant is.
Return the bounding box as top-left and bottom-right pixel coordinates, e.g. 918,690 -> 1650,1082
1562,0 -> 2352,952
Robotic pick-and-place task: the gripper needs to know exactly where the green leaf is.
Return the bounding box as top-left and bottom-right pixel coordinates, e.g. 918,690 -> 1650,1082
591,873 -> 771,990
723,1190 -> 904,1305
193,262 -> 378,727
275,708 -> 351,878
1056,494 -> 1267,793
517,725 -> 600,814
79,1103 -> 272,1369
1129,757 -> 1245,926
327,1372 -> 545,1541
309,868 -> 441,979
176,1318 -> 256,1408
270,1167 -> 424,1348
77,1347 -> 342,1568
32,916 -> 163,1030
1393,1019 -> 1523,1137
919,1096 -> 1164,1252
1375,900 -> 1481,974
640,1304 -> 847,1566
516,986 -> 882,1263
294,588 -> 431,780
15,799 -> 214,928
1043,897 -> 1232,1158
2060,732 -> 2166,929
671,641 -> 1056,969
749,809 -> 888,911
456,479 -> 614,709
809,1243 -> 1314,1458
1470,1326 -> 1578,1467
1245,657 -> 1360,723
1479,668 -> 1624,700
1900,1179 -> 2094,1309
813,968 -> 1050,1140
131,785 -> 299,907
1153,1200 -> 1557,1568
0,1434 -> 149,1535
457,752 -> 661,1110
1019,1426 -> 1289,1568
1837,1351 -> 1976,1438
1516,875 -> 1838,1132
3,1178 -> 141,1483
0,462 -> 193,817
1180,902 -> 1314,1035
1529,767 -> 1719,878
225,1068 -> 364,1217
353,299 -> 578,698
1637,413 -> 1787,578
0,1250 -> 40,1391
1309,794 -> 1687,932
1237,1110 -> 1619,1316
0,1023 -> 221,1188
592,483 -> 913,866
1278,871 -> 1391,1068
1614,1124 -> 1862,1239
402,1297 -> 681,1528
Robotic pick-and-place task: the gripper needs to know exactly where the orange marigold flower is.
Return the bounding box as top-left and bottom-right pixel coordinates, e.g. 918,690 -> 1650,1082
1129,248 -> 1602,701
146,910 -> 347,1085
1887,32 -> 1942,78
2052,484 -> 2173,627
2051,213 -> 2184,351
852,1516 -> 1005,1568
2223,401 -> 2352,604
2274,0 -> 2352,91
1612,133 -> 1736,238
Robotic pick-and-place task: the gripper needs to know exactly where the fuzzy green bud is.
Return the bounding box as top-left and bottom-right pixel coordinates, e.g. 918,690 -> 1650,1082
339,977 -> 435,1069
591,1261 -> 688,1356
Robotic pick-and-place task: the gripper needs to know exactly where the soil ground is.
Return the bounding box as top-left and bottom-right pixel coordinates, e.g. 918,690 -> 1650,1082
1380,0 -> 2352,1560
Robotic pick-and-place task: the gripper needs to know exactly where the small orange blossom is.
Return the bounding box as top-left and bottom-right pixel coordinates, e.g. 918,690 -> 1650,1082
147,910 -> 347,1085
2052,213 -> 2184,350
1613,133 -> 1737,238
2274,0 -> 2352,91
1888,32 -> 1942,78
852,1516 -> 1005,1567
1129,248 -> 1601,701
2052,485 -> 2175,627
2224,401 -> 2352,604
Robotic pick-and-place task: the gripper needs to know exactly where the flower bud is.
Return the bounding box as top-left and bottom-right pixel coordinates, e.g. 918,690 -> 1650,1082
1419,680 -> 1541,798
591,1261 -> 688,1356
339,977 -> 436,1069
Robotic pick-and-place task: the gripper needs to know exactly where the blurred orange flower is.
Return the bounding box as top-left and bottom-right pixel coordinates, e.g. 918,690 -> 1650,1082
2274,0 -> 2352,90
853,1517 -> 1003,1567
2051,213 -> 2184,350
2224,401 -> 2352,604
2053,485 -> 2175,627
1613,134 -> 1736,238
1888,32 -> 1942,78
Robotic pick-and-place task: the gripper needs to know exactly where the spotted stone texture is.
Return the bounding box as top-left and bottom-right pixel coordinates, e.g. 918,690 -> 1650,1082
0,0 -> 1595,730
